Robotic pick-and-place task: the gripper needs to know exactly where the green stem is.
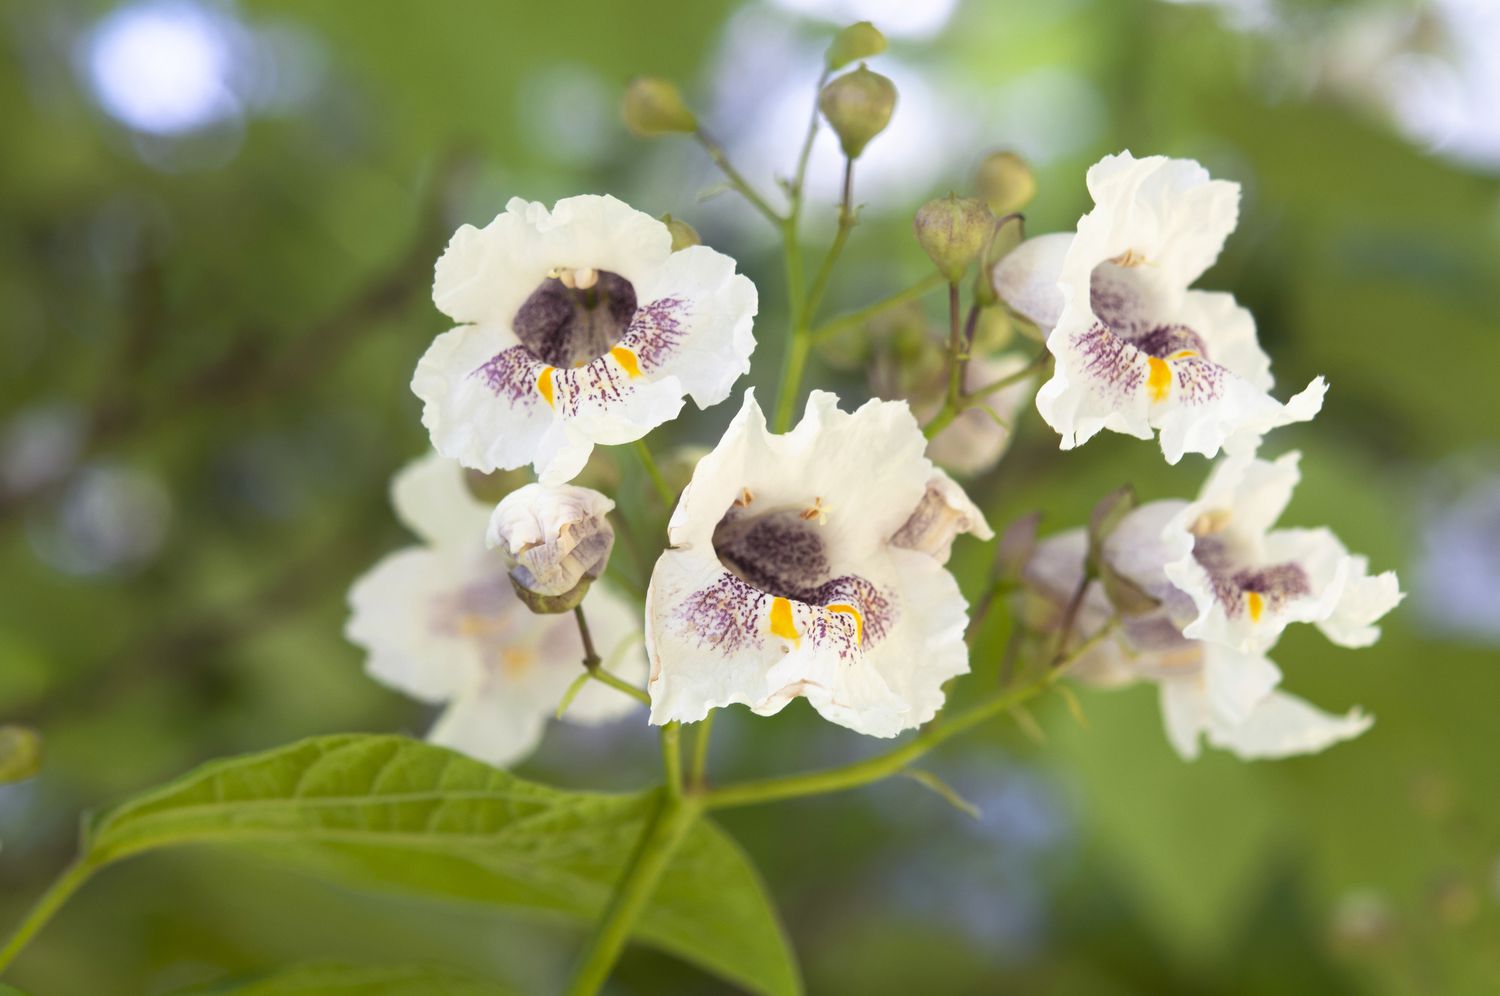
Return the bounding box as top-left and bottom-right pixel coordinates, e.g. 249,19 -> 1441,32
693,131 -> 783,226
632,439 -> 674,507
563,792 -> 701,996
811,271 -> 945,343
968,349 -> 1050,402
0,859 -> 96,974
589,667 -> 650,707
660,722 -> 683,799
701,622 -> 1117,811
773,158 -> 856,432
689,712 -> 715,788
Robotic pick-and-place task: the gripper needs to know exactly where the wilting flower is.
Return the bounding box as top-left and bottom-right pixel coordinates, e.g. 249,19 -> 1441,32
994,152 -> 1326,463
1022,529 -> 1375,761
414,195 -> 758,484
489,483 -> 614,608
346,453 -> 646,767
925,352 -> 1037,477
647,390 -> 990,737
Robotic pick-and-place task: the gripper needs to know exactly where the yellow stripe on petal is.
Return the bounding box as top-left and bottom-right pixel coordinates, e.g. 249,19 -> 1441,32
826,603 -> 864,647
1146,357 -> 1172,403
537,366 -> 556,407
609,345 -> 642,378
1246,590 -> 1265,623
769,596 -> 799,644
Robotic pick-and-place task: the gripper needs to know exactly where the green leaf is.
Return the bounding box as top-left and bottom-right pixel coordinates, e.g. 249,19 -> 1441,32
82,735 -> 800,996
176,961 -> 510,995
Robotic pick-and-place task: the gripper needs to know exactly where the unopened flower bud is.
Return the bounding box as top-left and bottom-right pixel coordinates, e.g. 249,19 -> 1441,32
976,151 -> 1037,215
818,65 -> 896,159
914,195 -> 995,282
622,77 -> 697,136
488,484 -> 615,613
0,725 -> 42,783
826,21 -> 887,70
659,214 -> 701,252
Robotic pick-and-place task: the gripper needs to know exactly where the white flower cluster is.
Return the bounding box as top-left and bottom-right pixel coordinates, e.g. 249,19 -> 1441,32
344,156 -> 1398,769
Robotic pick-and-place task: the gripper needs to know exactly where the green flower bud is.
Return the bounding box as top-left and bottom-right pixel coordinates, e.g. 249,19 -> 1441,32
659,214 -> 701,252
913,194 -> 995,282
0,725 -> 42,784
622,77 -> 697,136
976,151 -> 1037,215
826,21 -> 887,70
818,65 -> 896,159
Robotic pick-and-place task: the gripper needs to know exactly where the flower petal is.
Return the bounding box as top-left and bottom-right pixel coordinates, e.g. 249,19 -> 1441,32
390,451 -> 493,549
1204,689 -> 1373,760
993,232 -> 1071,331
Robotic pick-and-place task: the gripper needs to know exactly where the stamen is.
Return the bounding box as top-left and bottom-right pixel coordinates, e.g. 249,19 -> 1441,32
800,497 -> 830,524
1191,508 -> 1233,536
733,488 -> 754,508
1111,248 -> 1148,267
769,596 -> 799,644
826,602 -> 864,647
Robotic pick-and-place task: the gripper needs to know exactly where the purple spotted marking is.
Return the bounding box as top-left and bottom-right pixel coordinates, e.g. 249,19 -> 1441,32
621,297 -> 689,370
1072,323 -> 1145,401
675,571 -> 767,654
1193,535 -> 1311,617
805,574 -> 895,648
472,346 -> 545,405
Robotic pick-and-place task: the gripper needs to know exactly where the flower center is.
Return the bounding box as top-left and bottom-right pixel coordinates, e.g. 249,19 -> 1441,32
1192,534 -> 1311,622
712,505 -> 830,603
513,269 -> 637,368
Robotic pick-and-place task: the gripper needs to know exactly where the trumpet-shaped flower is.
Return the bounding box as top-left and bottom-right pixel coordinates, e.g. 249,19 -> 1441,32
346,453 -> 646,767
646,390 -> 990,737
414,195 -> 758,484
1023,529 -> 1374,760
994,152 -> 1326,462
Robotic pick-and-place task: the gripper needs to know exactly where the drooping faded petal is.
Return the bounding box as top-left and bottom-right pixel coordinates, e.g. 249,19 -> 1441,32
489,483 -> 615,597
890,469 -> 993,564
415,195 -> 757,484
992,232 -> 1071,331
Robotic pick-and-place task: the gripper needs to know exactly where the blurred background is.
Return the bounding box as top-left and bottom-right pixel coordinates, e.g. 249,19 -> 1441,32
2,0 -> 1498,992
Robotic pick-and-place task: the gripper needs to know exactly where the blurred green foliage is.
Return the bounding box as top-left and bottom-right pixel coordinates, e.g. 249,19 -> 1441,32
2,0 -> 1498,993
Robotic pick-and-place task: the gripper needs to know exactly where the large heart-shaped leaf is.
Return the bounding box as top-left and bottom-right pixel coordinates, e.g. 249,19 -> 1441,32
82,735 -> 800,996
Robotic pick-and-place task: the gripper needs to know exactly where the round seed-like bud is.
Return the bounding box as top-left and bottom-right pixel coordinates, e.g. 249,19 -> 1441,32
0,725 -> 42,784
913,194 -> 996,282
622,77 -> 697,136
826,21 -> 887,70
659,214 -> 701,252
976,151 -> 1037,215
818,65 -> 896,159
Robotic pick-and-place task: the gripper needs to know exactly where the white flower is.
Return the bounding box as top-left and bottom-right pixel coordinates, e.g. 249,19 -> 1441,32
346,453 -> 647,767
924,352 -> 1036,477
488,482 -> 614,598
1023,529 -> 1374,761
1151,451 -> 1405,656
994,152 -> 1326,463
646,390 -> 988,737
414,195 -> 758,484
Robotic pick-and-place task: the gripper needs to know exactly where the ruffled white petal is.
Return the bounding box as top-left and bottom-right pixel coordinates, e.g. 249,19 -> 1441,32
416,195 -> 756,484
1203,689 -> 1372,760
648,389 -> 974,737
992,232 -> 1071,331
390,451 -> 493,550
345,545 -> 489,704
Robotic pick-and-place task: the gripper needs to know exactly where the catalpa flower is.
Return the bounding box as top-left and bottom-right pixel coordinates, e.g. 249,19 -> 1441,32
1150,451 -> 1405,656
1023,529 -> 1374,760
647,391 -> 991,737
994,152 -> 1326,462
414,195 -> 758,484
346,453 -> 646,767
